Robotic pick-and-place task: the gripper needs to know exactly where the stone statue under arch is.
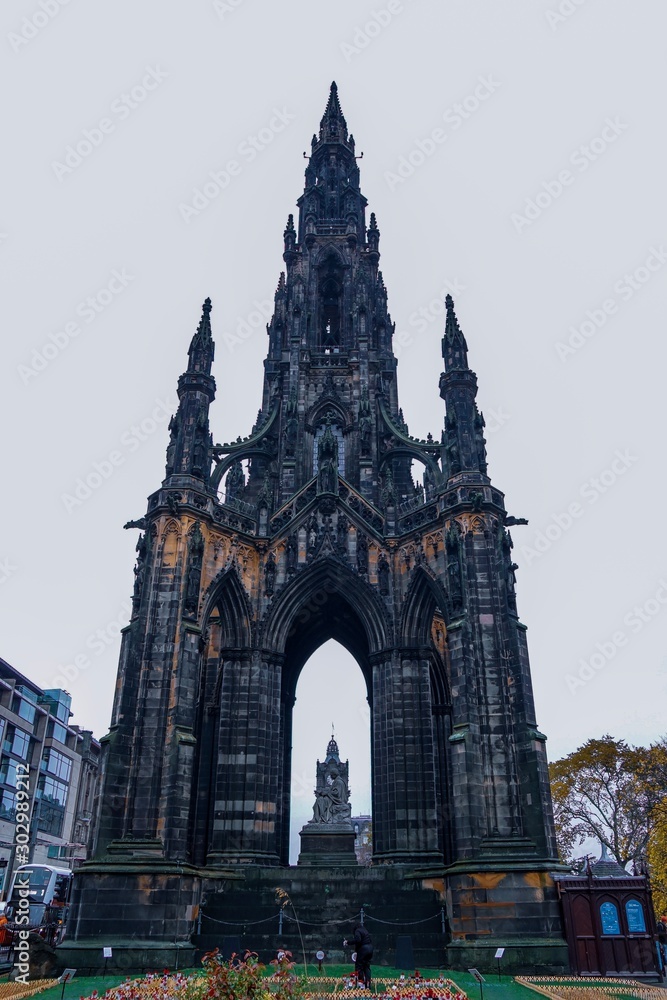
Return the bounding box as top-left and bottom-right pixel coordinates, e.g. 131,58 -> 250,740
298,734 -> 356,866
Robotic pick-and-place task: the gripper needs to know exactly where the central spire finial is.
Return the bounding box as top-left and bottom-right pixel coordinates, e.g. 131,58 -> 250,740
319,80 -> 348,143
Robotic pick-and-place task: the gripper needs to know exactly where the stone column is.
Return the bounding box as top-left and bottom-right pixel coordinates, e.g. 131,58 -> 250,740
158,622 -> 203,860
207,651 -> 283,864
372,650 -> 440,862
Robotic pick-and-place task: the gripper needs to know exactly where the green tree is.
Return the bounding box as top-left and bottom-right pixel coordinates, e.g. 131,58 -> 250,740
648,799 -> 667,915
549,735 -> 667,869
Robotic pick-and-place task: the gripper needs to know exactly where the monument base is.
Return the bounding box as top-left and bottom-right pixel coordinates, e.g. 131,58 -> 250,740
58,846 -> 242,973
194,860 -> 568,971
298,824 -> 358,866
62,858 -> 569,972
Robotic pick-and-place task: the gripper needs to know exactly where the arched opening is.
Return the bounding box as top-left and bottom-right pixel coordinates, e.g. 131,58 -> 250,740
317,255 -> 343,350
267,560 -> 383,865
401,568 -> 453,863
188,569 -> 255,868
380,452 -> 441,512
289,640 -> 371,863
313,421 -> 345,479
223,458 -> 249,505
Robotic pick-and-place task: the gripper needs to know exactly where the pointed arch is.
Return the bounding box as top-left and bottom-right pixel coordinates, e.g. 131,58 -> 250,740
260,556 -> 390,683
201,565 -> 253,649
378,447 -> 442,487
161,518 -> 182,540
210,447 -> 275,491
313,242 -> 347,267
305,397 -> 351,432
400,566 -> 448,647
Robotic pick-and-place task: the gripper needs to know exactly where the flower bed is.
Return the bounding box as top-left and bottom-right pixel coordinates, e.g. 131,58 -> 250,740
515,976 -> 665,1000
79,956 -> 468,1000
0,982 -> 56,1000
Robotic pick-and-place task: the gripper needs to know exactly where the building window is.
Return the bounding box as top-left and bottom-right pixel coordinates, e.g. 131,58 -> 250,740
54,702 -> 69,724
40,690 -> 72,725
39,774 -> 68,805
4,726 -> 30,759
42,749 -> 72,783
14,698 -> 36,725
0,757 -> 18,788
37,797 -> 64,838
0,790 -> 16,821
47,719 -> 69,745
37,773 -> 68,838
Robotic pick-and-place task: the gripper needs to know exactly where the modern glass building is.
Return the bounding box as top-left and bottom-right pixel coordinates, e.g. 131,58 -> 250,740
0,658 -> 99,895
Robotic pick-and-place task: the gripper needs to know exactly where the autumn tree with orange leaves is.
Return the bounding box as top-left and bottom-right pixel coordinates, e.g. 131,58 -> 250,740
549,735 -> 667,885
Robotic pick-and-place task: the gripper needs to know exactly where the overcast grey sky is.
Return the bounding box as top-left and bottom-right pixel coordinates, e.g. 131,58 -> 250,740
1,1 -> 665,861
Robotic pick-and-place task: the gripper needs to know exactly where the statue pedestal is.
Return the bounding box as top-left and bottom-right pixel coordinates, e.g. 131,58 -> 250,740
297,822 -> 358,866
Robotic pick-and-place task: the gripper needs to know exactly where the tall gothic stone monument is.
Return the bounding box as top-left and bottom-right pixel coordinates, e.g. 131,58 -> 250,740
64,84 -> 567,972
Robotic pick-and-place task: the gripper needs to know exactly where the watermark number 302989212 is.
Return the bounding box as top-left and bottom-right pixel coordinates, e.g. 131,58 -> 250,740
13,763 -> 31,984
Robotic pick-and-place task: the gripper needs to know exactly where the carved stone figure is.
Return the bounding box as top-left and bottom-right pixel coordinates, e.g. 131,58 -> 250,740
498,527 -> 518,613
132,533 -> 148,615
124,517 -> 146,530
474,410 -> 488,473
257,471 -> 273,512
286,534 -> 298,574
381,467 -> 396,509
193,412 -> 209,476
165,411 -> 180,474
284,388 -> 299,457
469,491 -> 484,512
336,513 -> 349,556
359,389 -> 372,456
357,533 -> 369,575
445,411 -> 461,475
378,555 -> 390,596
166,493 -> 181,516
225,461 -> 245,502
307,735 -> 352,827
184,522 -> 205,617
312,770 -> 348,823
317,417 -> 338,494
264,552 -> 276,597
307,515 -> 318,553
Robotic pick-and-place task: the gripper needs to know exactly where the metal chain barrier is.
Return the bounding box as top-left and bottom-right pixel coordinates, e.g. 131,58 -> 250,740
200,912 -> 280,927
364,912 -> 442,926
282,911 -> 361,927
198,909 -> 443,929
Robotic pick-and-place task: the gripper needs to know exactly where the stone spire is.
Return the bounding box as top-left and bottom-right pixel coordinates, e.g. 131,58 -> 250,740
319,81 -> 349,144
442,294 -> 469,371
164,298 -> 216,487
439,296 -> 488,480
297,82 -> 365,242
245,82 -> 408,507
187,296 -> 214,374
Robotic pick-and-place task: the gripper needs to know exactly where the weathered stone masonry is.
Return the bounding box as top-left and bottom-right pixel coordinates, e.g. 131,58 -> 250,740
63,83 -> 567,972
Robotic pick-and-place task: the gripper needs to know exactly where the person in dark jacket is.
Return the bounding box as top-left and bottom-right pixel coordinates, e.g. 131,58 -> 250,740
658,916 -> 667,971
345,924 -> 373,988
